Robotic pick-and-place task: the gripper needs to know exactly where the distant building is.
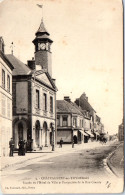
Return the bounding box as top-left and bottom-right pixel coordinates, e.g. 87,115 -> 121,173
57,96 -> 91,144
75,93 -> 96,127
75,93 -> 97,138
118,119 -> 124,141
6,19 -> 57,151
0,37 -> 14,156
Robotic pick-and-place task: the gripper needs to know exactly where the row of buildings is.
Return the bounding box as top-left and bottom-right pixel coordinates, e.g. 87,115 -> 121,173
56,95 -> 105,144
0,19 -> 105,156
118,119 -> 124,141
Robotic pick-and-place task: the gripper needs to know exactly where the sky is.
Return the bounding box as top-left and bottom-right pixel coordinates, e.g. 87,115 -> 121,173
0,0 -> 123,134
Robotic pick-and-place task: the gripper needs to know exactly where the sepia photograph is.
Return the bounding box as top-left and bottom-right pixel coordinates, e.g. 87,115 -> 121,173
0,0 -> 124,194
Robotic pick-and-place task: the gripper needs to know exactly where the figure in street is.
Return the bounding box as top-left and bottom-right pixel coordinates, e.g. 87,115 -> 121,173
18,140 -> 25,156
9,138 -> 14,157
60,138 -> 63,148
24,140 -> 27,153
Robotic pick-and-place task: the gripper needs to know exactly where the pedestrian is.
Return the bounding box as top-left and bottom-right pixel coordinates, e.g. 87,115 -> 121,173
24,140 -> 27,153
9,138 -> 14,157
22,140 -> 26,155
18,139 -> 24,156
60,138 -> 63,148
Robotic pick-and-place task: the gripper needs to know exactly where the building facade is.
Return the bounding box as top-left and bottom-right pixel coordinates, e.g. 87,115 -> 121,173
75,93 -> 96,141
57,96 -> 89,144
7,20 -> 57,151
0,37 -> 14,156
118,119 -> 124,141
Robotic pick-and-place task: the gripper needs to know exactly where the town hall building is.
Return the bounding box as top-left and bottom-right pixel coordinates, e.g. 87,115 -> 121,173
6,19 -> 57,151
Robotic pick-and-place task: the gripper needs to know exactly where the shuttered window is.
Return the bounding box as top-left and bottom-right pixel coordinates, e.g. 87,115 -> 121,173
2,69 -> 5,88
7,75 -> 10,92
2,95 -> 6,116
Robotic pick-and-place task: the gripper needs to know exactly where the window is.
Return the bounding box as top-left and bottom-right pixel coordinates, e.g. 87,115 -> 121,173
7,75 -> 10,92
80,120 -> 82,127
2,69 -> 5,88
36,90 -> 40,109
57,116 -> 60,126
62,116 -> 68,126
50,96 -> 53,113
82,120 -> 84,127
43,93 -> 47,111
73,117 -> 77,127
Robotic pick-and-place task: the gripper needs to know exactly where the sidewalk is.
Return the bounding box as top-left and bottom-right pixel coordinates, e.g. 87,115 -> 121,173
0,140 -> 117,171
107,142 -> 124,178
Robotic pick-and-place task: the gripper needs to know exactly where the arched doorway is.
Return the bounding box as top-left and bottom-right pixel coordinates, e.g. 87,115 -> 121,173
18,122 -> 23,141
35,120 -> 40,147
43,122 -> 48,147
13,118 -> 27,149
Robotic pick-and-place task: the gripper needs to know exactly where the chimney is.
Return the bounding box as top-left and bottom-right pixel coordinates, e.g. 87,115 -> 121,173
64,96 -> 71,103
27,58 -> 35,70
0,37 -> 5,53
82,92 -> 88,101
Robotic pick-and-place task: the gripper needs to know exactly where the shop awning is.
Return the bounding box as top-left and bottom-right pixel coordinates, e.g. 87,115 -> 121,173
79,130 -> 89,136
85,131 -> 94,137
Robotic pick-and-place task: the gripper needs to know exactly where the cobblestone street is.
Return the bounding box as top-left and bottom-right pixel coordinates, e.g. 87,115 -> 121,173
1,141 -> 124,194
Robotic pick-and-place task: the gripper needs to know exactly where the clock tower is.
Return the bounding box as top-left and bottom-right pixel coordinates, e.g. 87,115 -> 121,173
33,19 -> 53,76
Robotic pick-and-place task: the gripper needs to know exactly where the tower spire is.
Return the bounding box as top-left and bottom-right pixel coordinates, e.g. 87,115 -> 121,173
33,7 -> 53,76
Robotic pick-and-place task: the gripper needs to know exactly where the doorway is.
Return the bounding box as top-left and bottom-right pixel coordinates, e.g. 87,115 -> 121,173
35,120 -> 40,147
73,135 -> 77,144
18,122 -> 23,141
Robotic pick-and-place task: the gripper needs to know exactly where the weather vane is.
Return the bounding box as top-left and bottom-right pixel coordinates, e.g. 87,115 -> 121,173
37,4 -> 43,20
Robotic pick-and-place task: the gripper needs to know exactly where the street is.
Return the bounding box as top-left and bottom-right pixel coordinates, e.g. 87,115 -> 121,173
1,141 -> 124,194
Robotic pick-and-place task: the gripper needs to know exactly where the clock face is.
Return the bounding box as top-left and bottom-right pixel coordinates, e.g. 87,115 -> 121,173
38,43 -> 46,50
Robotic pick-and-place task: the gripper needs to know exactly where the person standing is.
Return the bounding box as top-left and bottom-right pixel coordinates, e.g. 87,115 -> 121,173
18,140 -> 23,156
60,138 -> 63,148
9,138 -> 14,157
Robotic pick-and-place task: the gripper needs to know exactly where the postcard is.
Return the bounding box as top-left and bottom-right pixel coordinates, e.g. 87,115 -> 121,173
0,0 -> 124,194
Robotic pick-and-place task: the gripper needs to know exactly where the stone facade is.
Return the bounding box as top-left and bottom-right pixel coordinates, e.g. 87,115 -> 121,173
35,51 -> 52,76
57,97 -> 90,144
6,19 -> 57,151
0,38 -> 14,156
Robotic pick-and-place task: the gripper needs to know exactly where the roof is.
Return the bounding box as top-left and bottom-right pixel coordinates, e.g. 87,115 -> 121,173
0,51 -> 14,70
57,100 -> 83,116
6,54 -> 31,75
36,19 -> 49,35
75,93 -> 96,113
33,20 -> 53,43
